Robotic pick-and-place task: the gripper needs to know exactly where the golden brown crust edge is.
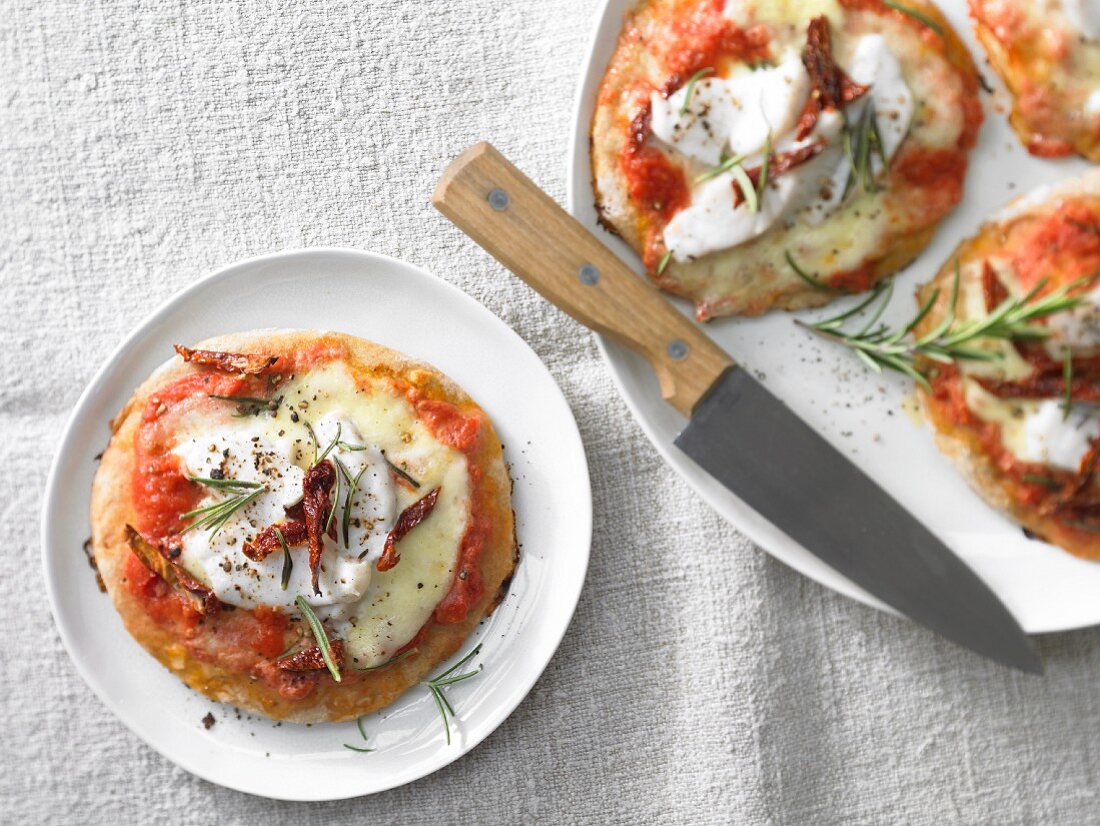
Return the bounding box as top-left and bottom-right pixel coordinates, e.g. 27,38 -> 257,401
91,330 -> 517,723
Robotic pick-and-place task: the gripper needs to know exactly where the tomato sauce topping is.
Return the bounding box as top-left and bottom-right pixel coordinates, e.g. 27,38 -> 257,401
656,0 -> 770,80
132,372 -> 249,540
1009,203 -> 1100,292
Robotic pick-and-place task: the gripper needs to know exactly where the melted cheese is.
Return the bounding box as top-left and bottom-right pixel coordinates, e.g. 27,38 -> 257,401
171,362 -> 471,667
965,383 -> 1098,470
724,0 -> 842,27
650,51 -> 810,165
954,259 -> 1035,382
658,35 -> 914,262
1046,285 -> 1100,354
1022,402 -> 1100,469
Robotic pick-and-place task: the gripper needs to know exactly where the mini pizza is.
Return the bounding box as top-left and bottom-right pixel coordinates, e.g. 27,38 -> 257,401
591,0 -> 983,319
969,0 -> 1100,160
90,331 -> 517,722
914,172 -> 1100,559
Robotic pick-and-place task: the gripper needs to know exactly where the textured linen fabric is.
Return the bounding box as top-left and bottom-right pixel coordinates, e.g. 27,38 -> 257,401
4,1 -> 1100,823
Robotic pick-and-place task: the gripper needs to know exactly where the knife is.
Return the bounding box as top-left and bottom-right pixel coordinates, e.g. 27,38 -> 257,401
433,141 -> 1042,674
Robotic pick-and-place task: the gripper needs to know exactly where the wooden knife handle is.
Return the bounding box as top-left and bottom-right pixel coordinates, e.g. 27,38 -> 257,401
432,142 -> 735,417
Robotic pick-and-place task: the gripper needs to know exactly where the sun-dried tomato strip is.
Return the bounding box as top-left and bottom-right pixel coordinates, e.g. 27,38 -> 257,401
173,344 -> 278,375
796,16 -> 869,140
377,487 -> 441,572
302,460 -> 336,595
1064,439 -> 1100,502
976,373 -> 1100,403
734,141 -> 826,206
276,639 -> 345,672
981,261 -> 1009,311
976,348 -> 1100,401
242,521 -> 309,561
125,525 -> 219,615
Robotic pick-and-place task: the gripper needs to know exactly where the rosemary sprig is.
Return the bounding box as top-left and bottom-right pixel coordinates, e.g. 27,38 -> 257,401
798,264 -> 1087,390
383,454 -> 421,489
883,0 -> 944,36
756,133 -> 772,201
188,476 -> 264,491
695,153 -> 746,184
422,643 -> 483,746
304,422 -> 320,465
182,484 -> 267,536
343,717 -> 375,754
352,647 -> 418,672
276,527 -> 292,590
294,595 -> 341,683
657,249 -> 673,276
785,250 -> 839,292
679,67 -> 713,116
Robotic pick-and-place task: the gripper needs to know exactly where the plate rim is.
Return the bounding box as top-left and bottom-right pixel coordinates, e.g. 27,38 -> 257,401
40,246 -> 593,799
564,0 -> 1092,635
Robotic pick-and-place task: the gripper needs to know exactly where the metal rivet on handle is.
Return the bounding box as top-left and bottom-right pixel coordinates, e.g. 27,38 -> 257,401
667,339 -> 689,361
579,264 -> 600,286
488,188 -> 510,211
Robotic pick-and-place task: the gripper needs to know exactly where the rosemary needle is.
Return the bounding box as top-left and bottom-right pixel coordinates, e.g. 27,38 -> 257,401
315,422 -> 342,466
182,484 -> 266,537
343,717 -> 374,754
785,250 -> 839,292
695,153 -> 746,184
883,0 -> 944,36
381,453 -> 422,489
798,263 -> 1088,389
656,249 -> 673,276
679,67 -> 713,116
276,527 -> 292,590
756,133 -> 772,201
422,644 -> 483,745
295,596 -> 341,683
352,647 -> 417,672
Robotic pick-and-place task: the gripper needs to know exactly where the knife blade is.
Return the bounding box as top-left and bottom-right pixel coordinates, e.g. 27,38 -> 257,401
432,141 -> 1041,673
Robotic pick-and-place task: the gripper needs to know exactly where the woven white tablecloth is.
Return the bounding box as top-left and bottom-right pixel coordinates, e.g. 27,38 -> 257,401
5,1 -> 1100,822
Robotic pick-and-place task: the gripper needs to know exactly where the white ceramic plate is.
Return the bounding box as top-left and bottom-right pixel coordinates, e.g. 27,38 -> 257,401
41,249 -> 591,799
568,0 -> 1099,633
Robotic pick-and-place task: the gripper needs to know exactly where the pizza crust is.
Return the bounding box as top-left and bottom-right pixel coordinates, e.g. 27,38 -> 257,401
91,330 -> 517,722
